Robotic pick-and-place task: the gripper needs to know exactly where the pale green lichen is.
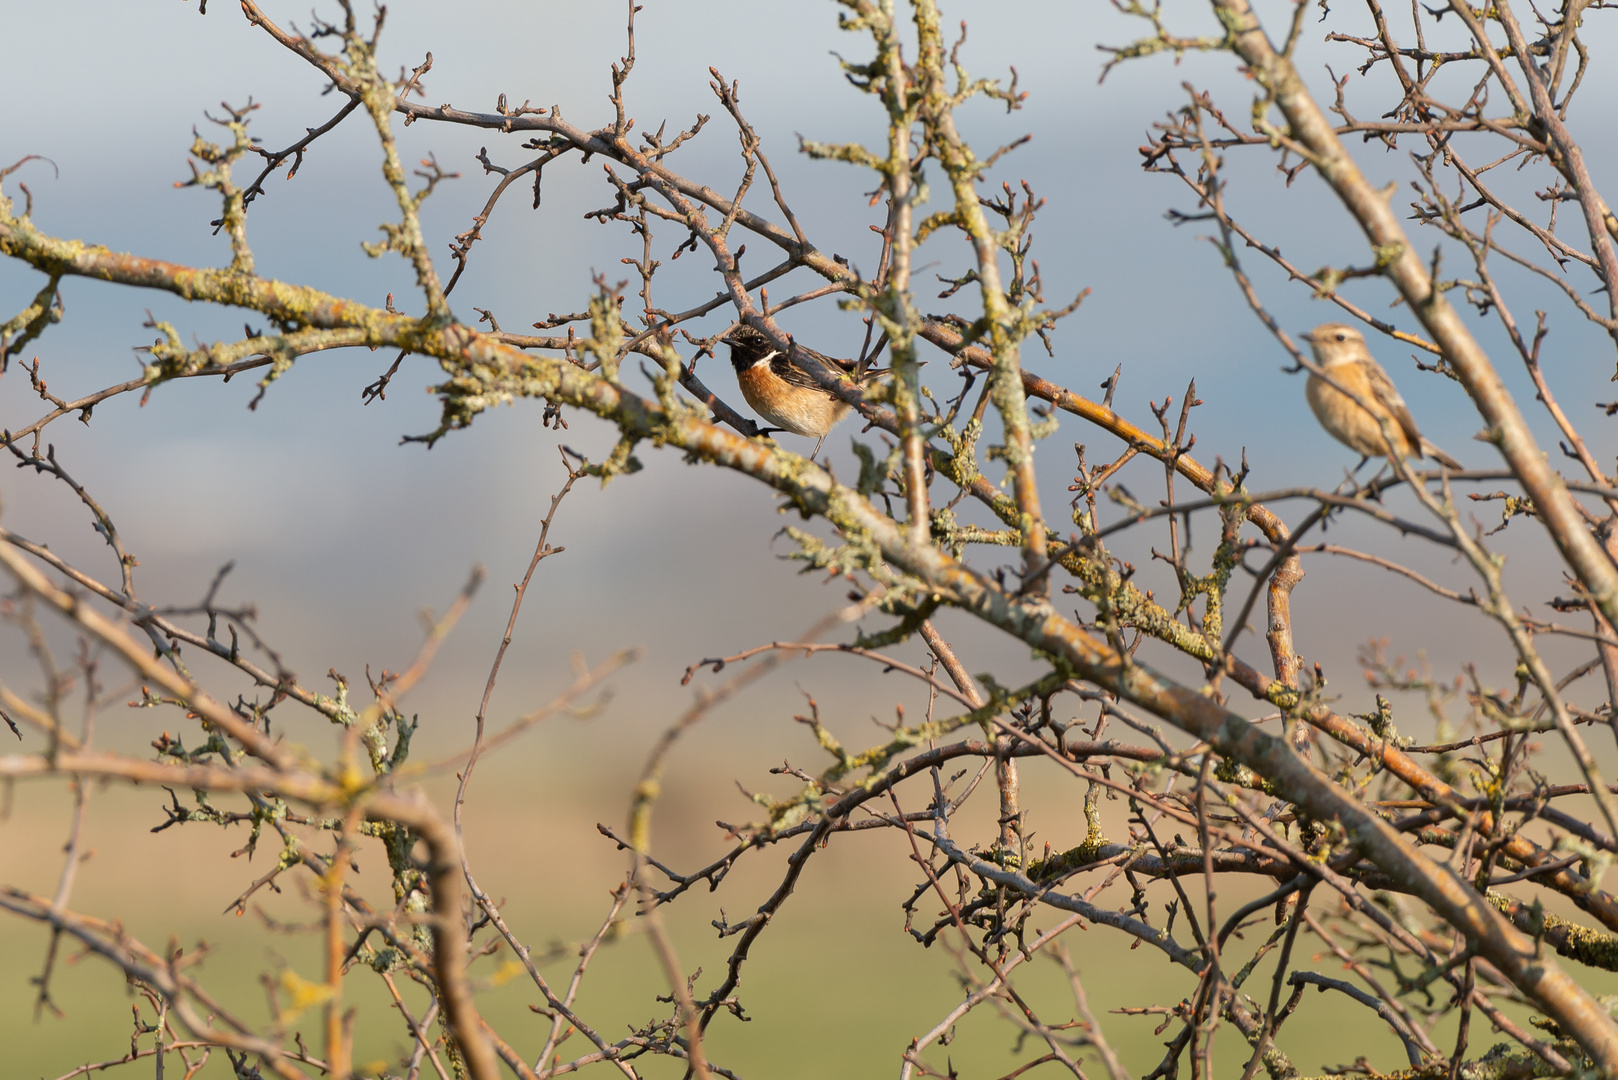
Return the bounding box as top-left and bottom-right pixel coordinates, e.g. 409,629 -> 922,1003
1027,780 -> 1110,879
0,273 -> 62,367
1488,891 -> 1618,972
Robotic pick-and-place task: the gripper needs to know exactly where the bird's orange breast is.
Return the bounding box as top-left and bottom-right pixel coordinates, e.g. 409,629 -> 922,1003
736,363 -> 851,438
1305,366 -> 1416,458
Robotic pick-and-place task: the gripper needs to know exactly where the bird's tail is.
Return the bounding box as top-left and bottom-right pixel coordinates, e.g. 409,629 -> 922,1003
855,360 -> 923,384
1419,438 -> 1464,471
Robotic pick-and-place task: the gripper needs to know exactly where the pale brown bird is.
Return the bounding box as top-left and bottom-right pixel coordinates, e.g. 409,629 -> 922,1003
1301,323 -> 1462,470
723,325 -> 882,456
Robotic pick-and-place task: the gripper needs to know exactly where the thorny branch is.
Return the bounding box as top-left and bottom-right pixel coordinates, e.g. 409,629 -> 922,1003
7,1 -> 1618,1078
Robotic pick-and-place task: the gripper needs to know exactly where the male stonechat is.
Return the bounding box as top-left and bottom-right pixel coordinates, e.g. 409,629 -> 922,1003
723,324 -> 882,456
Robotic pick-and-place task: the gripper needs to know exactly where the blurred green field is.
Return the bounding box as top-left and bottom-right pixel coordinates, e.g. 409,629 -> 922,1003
5,744 -> 1615,1080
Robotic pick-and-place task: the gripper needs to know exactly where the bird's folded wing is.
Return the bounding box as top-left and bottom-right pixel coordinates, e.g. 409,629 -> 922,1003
774,346 -> 857,390
1364,359 -> 1425,450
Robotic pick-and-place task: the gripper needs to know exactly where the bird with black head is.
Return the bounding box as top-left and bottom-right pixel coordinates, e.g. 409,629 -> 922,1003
722,324 -> 882,457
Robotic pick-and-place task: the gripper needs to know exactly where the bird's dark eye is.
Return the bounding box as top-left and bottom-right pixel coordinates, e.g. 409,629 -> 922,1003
1335,333 -> 1346,342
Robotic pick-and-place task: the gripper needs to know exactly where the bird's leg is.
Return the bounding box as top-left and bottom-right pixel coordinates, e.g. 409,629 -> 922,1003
1365,459 -> 1397,500
1332,455 -> 1373,498
811,434 -> 827,459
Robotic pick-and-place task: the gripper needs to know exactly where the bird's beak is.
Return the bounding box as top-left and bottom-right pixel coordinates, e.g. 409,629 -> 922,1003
1298,330 -> 1316,344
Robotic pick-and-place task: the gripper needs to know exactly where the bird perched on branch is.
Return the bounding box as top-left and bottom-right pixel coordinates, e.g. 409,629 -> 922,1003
723,324 -> 879,456
1301,322 -> 1462,471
